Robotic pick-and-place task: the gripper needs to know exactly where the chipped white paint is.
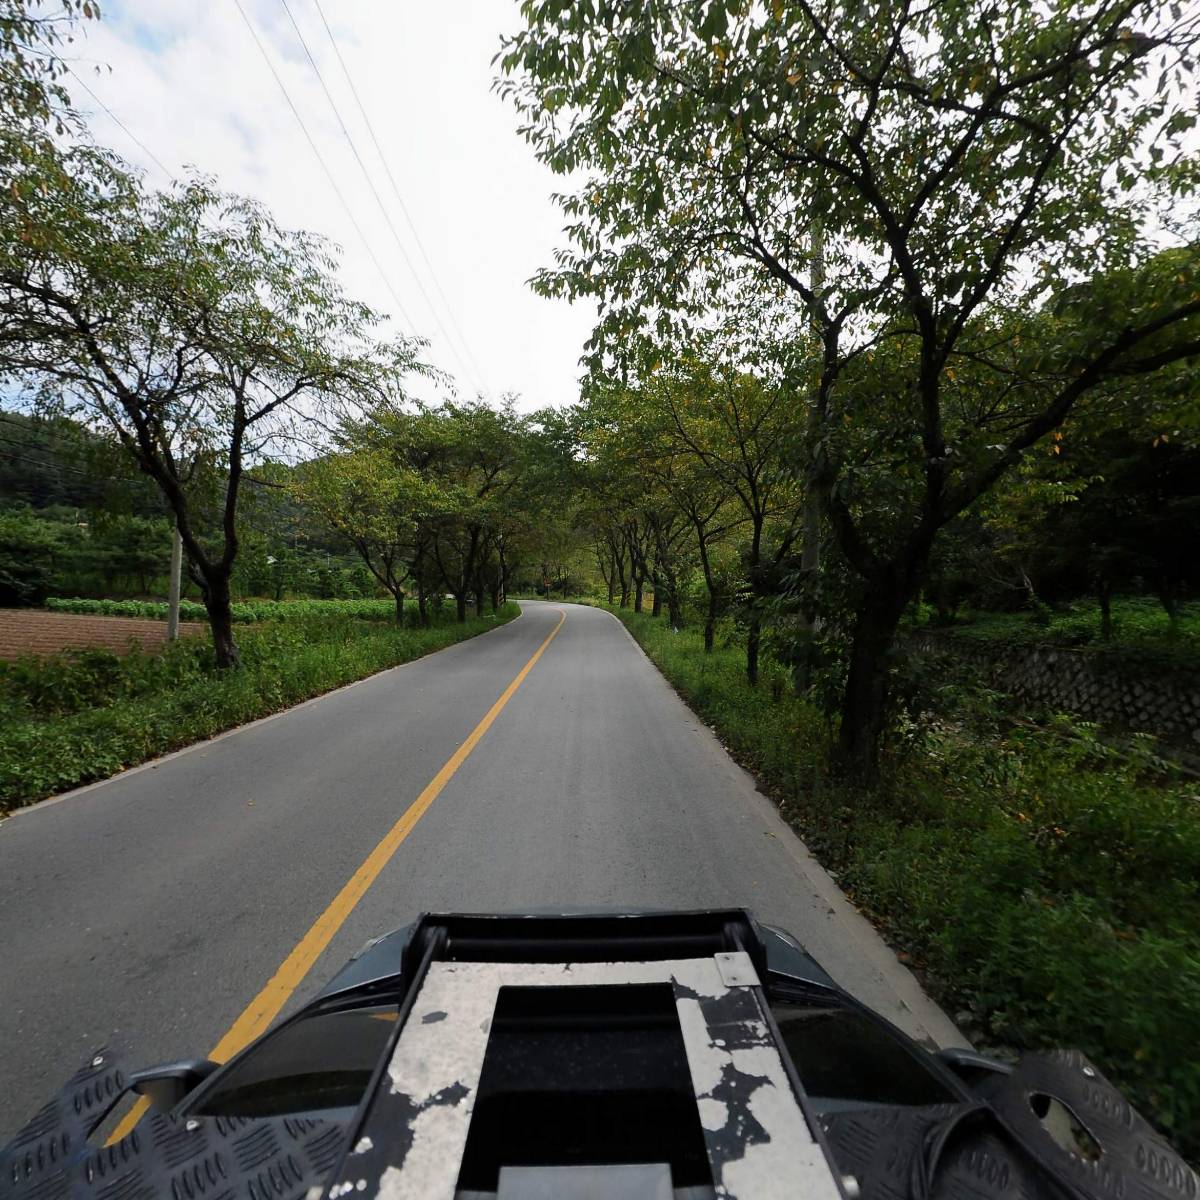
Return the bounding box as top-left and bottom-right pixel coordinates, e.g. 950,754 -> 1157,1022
723,1137 -> 832,1200
677,997 -> 725,1095
698,1096 -> 729,1132
355,957 -> 839,1200
676,999 -> 839,1200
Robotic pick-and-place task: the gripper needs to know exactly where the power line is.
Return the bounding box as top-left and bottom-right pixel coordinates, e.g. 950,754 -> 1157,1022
230,0 -> 418,336
0,444 -> 142,484
0,425 -> 282,491
0,421 -> 147,488
275,0 -> 486,396
309,0 -> 491,396
67,68 -> 174,180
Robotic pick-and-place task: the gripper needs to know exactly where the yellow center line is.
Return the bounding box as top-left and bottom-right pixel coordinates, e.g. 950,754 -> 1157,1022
108,607 -> 565,1143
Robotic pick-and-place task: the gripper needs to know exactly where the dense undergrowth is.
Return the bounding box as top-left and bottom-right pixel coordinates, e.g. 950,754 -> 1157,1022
0,603 -> 518,812
606,604 -> 1200,1156
918,597 -> 1200,671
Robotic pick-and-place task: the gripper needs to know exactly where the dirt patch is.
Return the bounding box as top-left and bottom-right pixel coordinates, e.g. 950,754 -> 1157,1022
0,610 -> 205,662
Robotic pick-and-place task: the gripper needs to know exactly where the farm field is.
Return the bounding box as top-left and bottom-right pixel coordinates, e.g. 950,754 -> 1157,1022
0,609 -> 203,662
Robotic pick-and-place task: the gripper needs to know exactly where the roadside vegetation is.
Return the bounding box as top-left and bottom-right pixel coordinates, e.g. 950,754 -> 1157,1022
609,604 -> 1200,1155
0,603 -> 518,813
43,597 -> 408,623
915,597 -> 1200,667
497,0 -> 1200,779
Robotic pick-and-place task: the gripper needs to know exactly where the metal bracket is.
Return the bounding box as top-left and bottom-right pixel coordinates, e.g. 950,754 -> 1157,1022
714,951 -> 760,989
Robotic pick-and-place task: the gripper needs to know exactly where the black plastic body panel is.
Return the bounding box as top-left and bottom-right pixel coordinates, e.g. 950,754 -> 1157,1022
5,908 -> 1193,1200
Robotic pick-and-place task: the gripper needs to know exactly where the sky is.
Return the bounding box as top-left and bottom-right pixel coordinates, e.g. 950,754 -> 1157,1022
66,0 -> 597,413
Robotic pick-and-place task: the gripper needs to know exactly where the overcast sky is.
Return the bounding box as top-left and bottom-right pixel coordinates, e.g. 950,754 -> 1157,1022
67,0 -> 596,413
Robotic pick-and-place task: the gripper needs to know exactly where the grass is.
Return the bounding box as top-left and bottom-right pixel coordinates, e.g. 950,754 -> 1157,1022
606,603 -> 1200,1157
0,603 -> 519,813
44,596 -> 404,623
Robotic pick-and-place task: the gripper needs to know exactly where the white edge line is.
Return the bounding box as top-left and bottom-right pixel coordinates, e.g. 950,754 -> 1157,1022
4,606 -> 528,822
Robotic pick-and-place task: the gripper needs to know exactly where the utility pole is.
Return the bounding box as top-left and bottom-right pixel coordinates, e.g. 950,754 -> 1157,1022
166,521 -> 183,642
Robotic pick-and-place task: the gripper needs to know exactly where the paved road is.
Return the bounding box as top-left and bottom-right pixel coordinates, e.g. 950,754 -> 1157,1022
0,601 -> 961,1138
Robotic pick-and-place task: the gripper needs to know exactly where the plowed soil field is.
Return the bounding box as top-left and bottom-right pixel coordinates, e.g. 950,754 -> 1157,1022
0,610 -> 204,662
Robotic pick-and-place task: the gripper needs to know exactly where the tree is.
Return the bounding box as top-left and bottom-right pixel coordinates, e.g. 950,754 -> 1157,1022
590,360 -> 801,681
1019,424 -> 1200,637
417,400 -> 530,622
295,447 -> 422,622
501,0 -> 1200,775
0,143 -> 424,665
503,405 -> 582,606
0,0 -> 95,134
0,506 -> 67,603
582,378 -> 743,648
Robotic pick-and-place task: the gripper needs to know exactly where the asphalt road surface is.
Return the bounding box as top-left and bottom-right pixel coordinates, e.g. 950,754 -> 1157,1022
0,600 -> 962,1139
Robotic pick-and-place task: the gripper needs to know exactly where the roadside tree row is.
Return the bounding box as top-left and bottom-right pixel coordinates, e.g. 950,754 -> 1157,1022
501,0 -> 1200,776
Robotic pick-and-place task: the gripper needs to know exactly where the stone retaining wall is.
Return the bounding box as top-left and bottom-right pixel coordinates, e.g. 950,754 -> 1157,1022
907,632 -> 1200,750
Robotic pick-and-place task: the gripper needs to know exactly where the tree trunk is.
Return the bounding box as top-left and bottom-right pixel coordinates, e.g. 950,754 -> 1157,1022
746,616 -> 760,687
1154,581 -> 1181,636
615,547 -> 629,607
456,593 -> 467,623
393,589 -> 405,624
836,585 -> 909,780
418,588 -> 429,627
497,544 -> 509,607
634,574 -> 644,613
696,534 -> 717,653
489,584 -> 500,612
745,516 -> 764,685
475,585 -> 485,617
668,590 -> 683,629
651,580 -> 663,617
1019,565 -> 1049,625
205,572 -> 240,669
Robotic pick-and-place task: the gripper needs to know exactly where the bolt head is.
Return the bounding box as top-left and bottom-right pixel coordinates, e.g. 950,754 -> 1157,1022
91,1055 -> 104,1068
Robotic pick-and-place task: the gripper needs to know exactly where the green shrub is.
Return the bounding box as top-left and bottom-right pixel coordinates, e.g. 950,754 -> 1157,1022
0,604 -> 520,812
608,604 -> 1200,1156
44,596 -> 408,623
925,597 -> 1200,673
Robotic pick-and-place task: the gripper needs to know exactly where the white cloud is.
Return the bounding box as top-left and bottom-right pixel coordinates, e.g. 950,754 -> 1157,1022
68,0 -> 596,412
